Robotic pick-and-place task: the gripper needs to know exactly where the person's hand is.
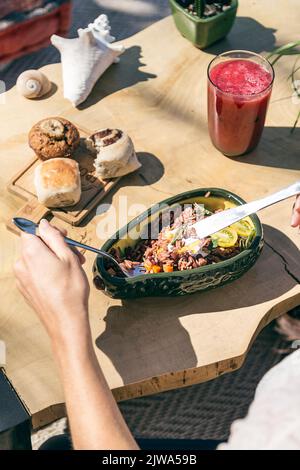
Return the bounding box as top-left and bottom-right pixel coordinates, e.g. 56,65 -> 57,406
291,196 -> 300,228
14,219 -> 90,348
14,220 -> 139,451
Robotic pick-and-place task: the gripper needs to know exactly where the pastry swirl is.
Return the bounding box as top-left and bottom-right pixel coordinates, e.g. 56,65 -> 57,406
87,128 -> 141,179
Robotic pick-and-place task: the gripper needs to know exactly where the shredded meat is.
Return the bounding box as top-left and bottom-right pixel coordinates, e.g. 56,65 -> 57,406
108,203 -> 252,275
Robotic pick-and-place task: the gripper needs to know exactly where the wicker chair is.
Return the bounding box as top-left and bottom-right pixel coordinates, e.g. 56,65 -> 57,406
0,0 -> 72,64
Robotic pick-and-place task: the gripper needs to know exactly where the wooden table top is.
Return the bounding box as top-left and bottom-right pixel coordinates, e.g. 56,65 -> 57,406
0,0 -> 299,429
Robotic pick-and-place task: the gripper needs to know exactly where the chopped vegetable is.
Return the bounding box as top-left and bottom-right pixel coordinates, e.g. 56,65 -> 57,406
211,227 -> 238,248
144,260 -> 153,272
231,218 -> 253,237
163,264 -> 174,273
178,239 -> 203,254
152,265 -> 162,273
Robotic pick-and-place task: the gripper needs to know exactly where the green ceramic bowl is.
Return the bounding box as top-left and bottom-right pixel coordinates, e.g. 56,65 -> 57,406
169,0 -> 238,49
93,188 -> 263,299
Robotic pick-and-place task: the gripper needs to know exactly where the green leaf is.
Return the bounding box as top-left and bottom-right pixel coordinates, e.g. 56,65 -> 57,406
290,57 -> 300,87
277,50 -> 300,56
269,49 -> 300,66
238,229 -> 255,250
267,41 -> 300,59
269,43 -> 300,132
291,110 -> 300,134
211,237 -> 219,249
171,226 -> 184,245
288,64 -> 300,81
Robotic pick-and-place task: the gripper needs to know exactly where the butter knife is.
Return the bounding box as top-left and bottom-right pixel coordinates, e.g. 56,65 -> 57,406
193,182 -> 300,239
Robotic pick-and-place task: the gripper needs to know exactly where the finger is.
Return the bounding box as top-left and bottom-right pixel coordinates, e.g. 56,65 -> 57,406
38,219 -> 75,261
291,196 -> 300,227
40,222 -> 83,262
20,232 -> 53,265
52,225 -> 67,237
49,224 -> 85,264
70,247 -> 86,265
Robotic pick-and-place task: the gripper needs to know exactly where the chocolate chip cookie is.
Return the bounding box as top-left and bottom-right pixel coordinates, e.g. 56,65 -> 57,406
28,117 -> 80,160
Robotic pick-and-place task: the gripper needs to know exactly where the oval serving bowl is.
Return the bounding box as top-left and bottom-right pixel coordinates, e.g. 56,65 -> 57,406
93,188 -> 263,299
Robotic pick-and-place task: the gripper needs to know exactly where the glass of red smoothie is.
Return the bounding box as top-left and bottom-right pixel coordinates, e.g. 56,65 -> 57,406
207,50 -> 274,157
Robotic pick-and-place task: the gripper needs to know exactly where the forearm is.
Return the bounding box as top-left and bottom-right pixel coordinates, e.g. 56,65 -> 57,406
53,312 -> 138,450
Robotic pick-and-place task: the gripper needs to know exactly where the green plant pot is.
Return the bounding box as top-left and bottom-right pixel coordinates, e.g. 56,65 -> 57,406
169,0 -> 238,49
93,188 -> 263,299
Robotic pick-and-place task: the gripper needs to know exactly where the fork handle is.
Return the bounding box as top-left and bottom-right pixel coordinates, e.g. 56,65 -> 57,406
64,237 -> 112,261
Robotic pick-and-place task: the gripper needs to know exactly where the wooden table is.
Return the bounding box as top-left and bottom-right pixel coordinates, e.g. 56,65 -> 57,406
0,0 -> 299,430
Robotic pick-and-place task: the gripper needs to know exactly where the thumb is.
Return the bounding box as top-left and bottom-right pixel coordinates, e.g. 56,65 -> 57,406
38,219 -> 73,261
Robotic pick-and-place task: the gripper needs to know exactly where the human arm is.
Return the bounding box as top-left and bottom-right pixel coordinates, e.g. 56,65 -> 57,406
13,219 -> 138,450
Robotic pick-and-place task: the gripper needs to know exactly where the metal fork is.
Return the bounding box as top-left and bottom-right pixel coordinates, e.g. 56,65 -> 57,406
12,217 -> 146,278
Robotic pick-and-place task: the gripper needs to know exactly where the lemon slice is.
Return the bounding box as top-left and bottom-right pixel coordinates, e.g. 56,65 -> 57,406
211,227 -> 238,248
231,219 -> 253,237
223,201 -> 236,210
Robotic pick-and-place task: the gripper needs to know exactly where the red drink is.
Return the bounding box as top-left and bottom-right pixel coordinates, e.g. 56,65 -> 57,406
207,51 -> 274,156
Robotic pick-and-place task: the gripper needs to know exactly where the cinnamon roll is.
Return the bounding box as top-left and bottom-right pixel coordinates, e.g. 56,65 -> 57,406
86,128 -> 141,179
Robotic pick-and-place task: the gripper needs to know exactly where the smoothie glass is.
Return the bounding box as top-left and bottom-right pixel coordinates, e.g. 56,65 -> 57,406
207,50 -> 274,157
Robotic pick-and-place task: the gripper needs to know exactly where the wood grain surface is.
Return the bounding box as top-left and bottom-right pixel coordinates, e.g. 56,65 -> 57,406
0,0 -> 299,429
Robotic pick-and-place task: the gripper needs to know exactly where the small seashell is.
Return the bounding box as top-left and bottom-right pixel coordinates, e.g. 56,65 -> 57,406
16,70 -> 52,99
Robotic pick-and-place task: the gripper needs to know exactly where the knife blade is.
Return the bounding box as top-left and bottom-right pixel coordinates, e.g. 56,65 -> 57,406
193,182 -> 300,240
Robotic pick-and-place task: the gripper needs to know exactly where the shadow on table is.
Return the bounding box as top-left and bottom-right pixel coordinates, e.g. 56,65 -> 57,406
124,151 -> 165,187
92,0 -> 170,41
226,127 -> 300,171
96,303 -> 198,384
78,46 -> 157,110
95,224 -> 299,383
205,16 -> 277,55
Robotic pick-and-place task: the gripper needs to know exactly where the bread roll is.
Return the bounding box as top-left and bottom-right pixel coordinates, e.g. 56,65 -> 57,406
34,158 -> 81,208
86,128 -> 141,179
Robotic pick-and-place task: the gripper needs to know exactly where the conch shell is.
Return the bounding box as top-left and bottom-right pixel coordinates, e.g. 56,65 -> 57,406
16,69 -> 51,99
86,128 -> 141,179
51,14 -> 125,107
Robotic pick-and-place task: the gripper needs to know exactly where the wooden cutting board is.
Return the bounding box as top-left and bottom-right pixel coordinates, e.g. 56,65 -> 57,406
6,124 -> 121,232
